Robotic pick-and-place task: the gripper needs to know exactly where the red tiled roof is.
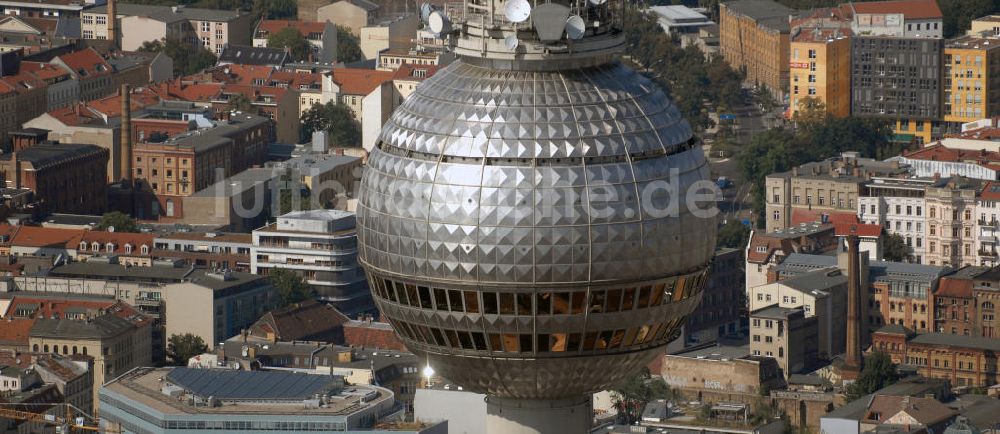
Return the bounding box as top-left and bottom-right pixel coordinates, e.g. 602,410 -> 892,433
951,126 -> 1000,141
0,70 -> 47,94
343,321 -> 406,351
150,80 -> 224,102
85,88 -> 161,118
328,68 -> 395,96
74,231 -> 155,256
936,277 -> 973,298
392,63 -> 439,81
981,181 -> 1000,201
11,226 -> 84,249
790,209 -> 858,226
904,143 -> 1000,172
834,223 -> 882,238
844,0 -> 942,20
55,47 -> 112,79
4,296 -> 118,319
0,317 -> 35,346
256,20 -> 328,37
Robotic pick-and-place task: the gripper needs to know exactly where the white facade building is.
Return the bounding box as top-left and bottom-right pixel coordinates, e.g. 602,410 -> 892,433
251,210 -> 372,315
858,178 -> 932,263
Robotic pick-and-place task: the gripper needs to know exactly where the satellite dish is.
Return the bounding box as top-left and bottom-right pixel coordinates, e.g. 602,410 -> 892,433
504,35 -> 520,51
428,11 -> 451,34
107,225 -> 115,233
504,0 -> 531,23
531,3 -> 570,42
420,2 -> 433,23
565,15 -> 586,40
588,0 -> 607,5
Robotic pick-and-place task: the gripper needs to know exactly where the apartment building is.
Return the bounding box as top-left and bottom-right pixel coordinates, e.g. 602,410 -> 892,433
266,153 -> 362,209
49,47 -> 114,103
28,308 -> 152,412
681,248 -> 744,346
749,305 -> 818,378
750,266 -> 846,359
745,222 -> 837,290
943,35 -> 1000,125
152,232 -> 251,272
846,0 -> 943,38
977,182 -> 1000,266
851,35 -> 943,144
321,67 -> 396,149
0,0 -> 100,18
719,0 -> 793,100
924,176 -> 981,267
788,9 -> 852,118
81,3 -> 253,54
252,210 -> 371,315
765,152 -> 907,233
873,326 -> 1000,388
859,177 -> 933,263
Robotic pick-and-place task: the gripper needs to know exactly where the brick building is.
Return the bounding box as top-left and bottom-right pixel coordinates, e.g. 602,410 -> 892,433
0,143 -> 108,214
934,273 -> 979,336
873,326 -> 1000,388
132,112 -> 271,220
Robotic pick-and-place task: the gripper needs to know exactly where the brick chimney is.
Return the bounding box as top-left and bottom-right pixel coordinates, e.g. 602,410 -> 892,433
845,231 -> 863,370
120,84 -> 132,184
107,0 -> 118,50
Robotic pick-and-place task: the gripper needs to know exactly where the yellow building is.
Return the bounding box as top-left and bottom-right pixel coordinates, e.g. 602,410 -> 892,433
720,0 -> 794,100
969,16 -> 1000,38
893,118 -> 936,145
789,30 -> 852,118
943,35 -> 1000,125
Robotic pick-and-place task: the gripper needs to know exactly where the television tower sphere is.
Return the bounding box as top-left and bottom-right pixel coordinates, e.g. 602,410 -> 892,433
356,0 -> 717,432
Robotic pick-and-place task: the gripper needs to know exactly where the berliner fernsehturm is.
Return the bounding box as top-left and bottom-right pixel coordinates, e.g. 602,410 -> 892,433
356,0 -> 717,431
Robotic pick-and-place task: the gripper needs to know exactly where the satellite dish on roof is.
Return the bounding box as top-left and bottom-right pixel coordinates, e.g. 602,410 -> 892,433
428,11 -> 451,34
420,2 -> 433,23
504,35 -> 520,51
531,3 -> 570,42
565,15 -> 586,40
504,0 -> 531,23
107,225 -> 115,233
588,0 -> 607,5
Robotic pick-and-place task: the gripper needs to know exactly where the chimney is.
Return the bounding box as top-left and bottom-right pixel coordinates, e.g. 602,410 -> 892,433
120,84 -> 133,184
107,0 -> 118,50
11,151 -> 20,189
845,231 -> 863,370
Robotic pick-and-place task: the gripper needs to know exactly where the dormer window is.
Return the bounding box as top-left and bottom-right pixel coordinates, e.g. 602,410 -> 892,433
141,245 -> 149,255
91,242 -> 99,251
124,244 -> 133,254
79,241 -> 87,251
105,242 -> 115,252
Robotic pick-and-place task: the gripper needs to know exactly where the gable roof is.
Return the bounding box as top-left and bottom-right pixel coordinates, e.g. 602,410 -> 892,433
250,300 -> 349,342
327,68 -> 395,96
217,45 -> 289,67
865,395 -> 955,426
54,47 -> 112,79
0,318 -> 35,347
846,0 -> 942,21
834,222 -> 882,238
935,277 -> 973,298
11,226 -> 83,249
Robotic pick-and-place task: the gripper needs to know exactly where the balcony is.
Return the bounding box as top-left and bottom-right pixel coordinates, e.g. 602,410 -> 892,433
979,248 -> 998,258
978,219 -> 999,228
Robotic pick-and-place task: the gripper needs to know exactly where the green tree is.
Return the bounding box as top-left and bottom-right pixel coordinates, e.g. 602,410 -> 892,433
882,233 -> 912,262
97,211 -> 139,233
718,219 -> 751,249
167,333 -> 208,366
137,38 -> 216,77
336,25 -> 364,63
253,0 -> 296,19
300,101 -> 362,146
612,368 -> 672,425
269,268 -> 315,306
267,27 -> 311,61
844,351 -> 900,402
225,93 -> 254,113
793,96 -> 828,128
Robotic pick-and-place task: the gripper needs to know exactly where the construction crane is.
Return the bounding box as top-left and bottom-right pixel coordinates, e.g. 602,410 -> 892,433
0,402 -> 100,433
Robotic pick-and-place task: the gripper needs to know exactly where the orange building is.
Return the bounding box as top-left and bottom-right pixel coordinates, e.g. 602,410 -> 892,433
788,9 -> 852,119
943,34 -> 1000,125
873,326 -> 1000,388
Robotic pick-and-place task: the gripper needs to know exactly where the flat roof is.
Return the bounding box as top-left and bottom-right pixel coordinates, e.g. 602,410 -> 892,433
671,343 -> 751,361
86,3 -> 243,22
751,305 -> 803,319
103,367 -> 393,416
190,168 -> 276,198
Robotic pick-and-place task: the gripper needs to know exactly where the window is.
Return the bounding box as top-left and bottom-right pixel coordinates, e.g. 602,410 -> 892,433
201,21 -> 210,32
773,210 -> 780,221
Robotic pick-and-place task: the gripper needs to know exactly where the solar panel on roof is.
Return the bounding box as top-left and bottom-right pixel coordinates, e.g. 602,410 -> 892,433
166,368 -> 332,400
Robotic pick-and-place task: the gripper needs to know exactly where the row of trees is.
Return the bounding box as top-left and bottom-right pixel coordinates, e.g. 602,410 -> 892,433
623,8 -> 745,132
